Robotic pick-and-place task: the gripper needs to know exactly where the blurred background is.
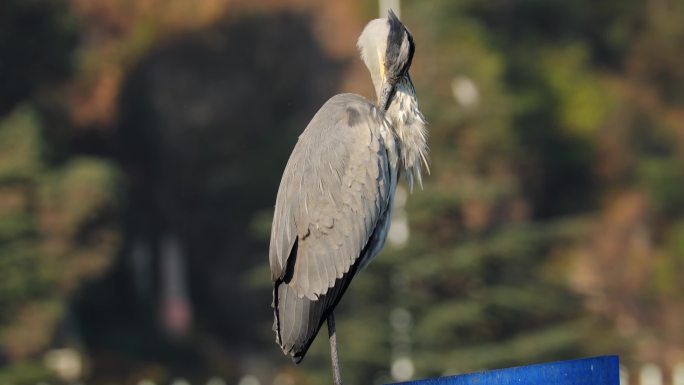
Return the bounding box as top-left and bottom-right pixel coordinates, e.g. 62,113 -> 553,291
1,0 -> 684,384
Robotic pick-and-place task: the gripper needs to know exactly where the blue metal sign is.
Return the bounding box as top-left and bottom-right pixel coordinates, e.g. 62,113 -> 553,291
390,355 -> 619,385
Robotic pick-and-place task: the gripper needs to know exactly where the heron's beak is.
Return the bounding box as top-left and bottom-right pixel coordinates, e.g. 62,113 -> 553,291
378,82 -> 394,111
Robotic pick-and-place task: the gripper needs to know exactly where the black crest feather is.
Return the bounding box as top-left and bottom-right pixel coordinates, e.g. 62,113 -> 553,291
385,10 -> 415,80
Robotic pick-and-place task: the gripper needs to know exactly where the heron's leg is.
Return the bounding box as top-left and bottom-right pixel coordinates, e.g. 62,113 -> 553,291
327,313 -> 343,385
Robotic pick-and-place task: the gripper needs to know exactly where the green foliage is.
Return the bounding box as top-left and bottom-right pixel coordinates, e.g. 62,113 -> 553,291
0,106 -> 46,324
39,157 -> 122,230
0,104 -> 121,375
0,360 -> 56,385
0,106 -> 44,181
539,44 -> 614,139
637,157 -> 684,216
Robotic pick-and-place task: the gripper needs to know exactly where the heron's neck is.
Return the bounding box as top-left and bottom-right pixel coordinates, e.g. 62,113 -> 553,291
385,76 -> 429,190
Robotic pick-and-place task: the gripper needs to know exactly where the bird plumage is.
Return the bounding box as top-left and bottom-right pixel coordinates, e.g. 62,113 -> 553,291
269,10 -> 427,365
270,94 -> 398,361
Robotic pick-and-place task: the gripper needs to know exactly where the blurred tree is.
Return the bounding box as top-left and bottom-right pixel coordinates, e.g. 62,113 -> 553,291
0,105 -> 121,384
0,1 -> 121,384
0,0 -> 77,114
573,0 -> 684,370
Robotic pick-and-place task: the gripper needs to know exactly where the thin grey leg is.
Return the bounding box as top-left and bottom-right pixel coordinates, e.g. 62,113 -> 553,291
327,312 -> 343,385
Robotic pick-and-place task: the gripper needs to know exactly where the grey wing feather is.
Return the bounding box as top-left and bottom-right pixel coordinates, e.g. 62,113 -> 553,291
270,93 -> 396,362
269,93 -> 393,299
274,256 -> 360,363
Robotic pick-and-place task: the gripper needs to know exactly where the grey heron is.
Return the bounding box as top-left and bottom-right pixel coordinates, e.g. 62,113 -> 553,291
269,10 -> 427,385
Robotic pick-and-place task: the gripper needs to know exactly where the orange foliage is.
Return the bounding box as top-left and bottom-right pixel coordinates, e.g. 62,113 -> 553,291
63,0 -> 368,129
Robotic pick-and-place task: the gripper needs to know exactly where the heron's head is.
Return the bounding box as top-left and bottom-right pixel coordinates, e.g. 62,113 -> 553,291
357,10 -> 415,110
